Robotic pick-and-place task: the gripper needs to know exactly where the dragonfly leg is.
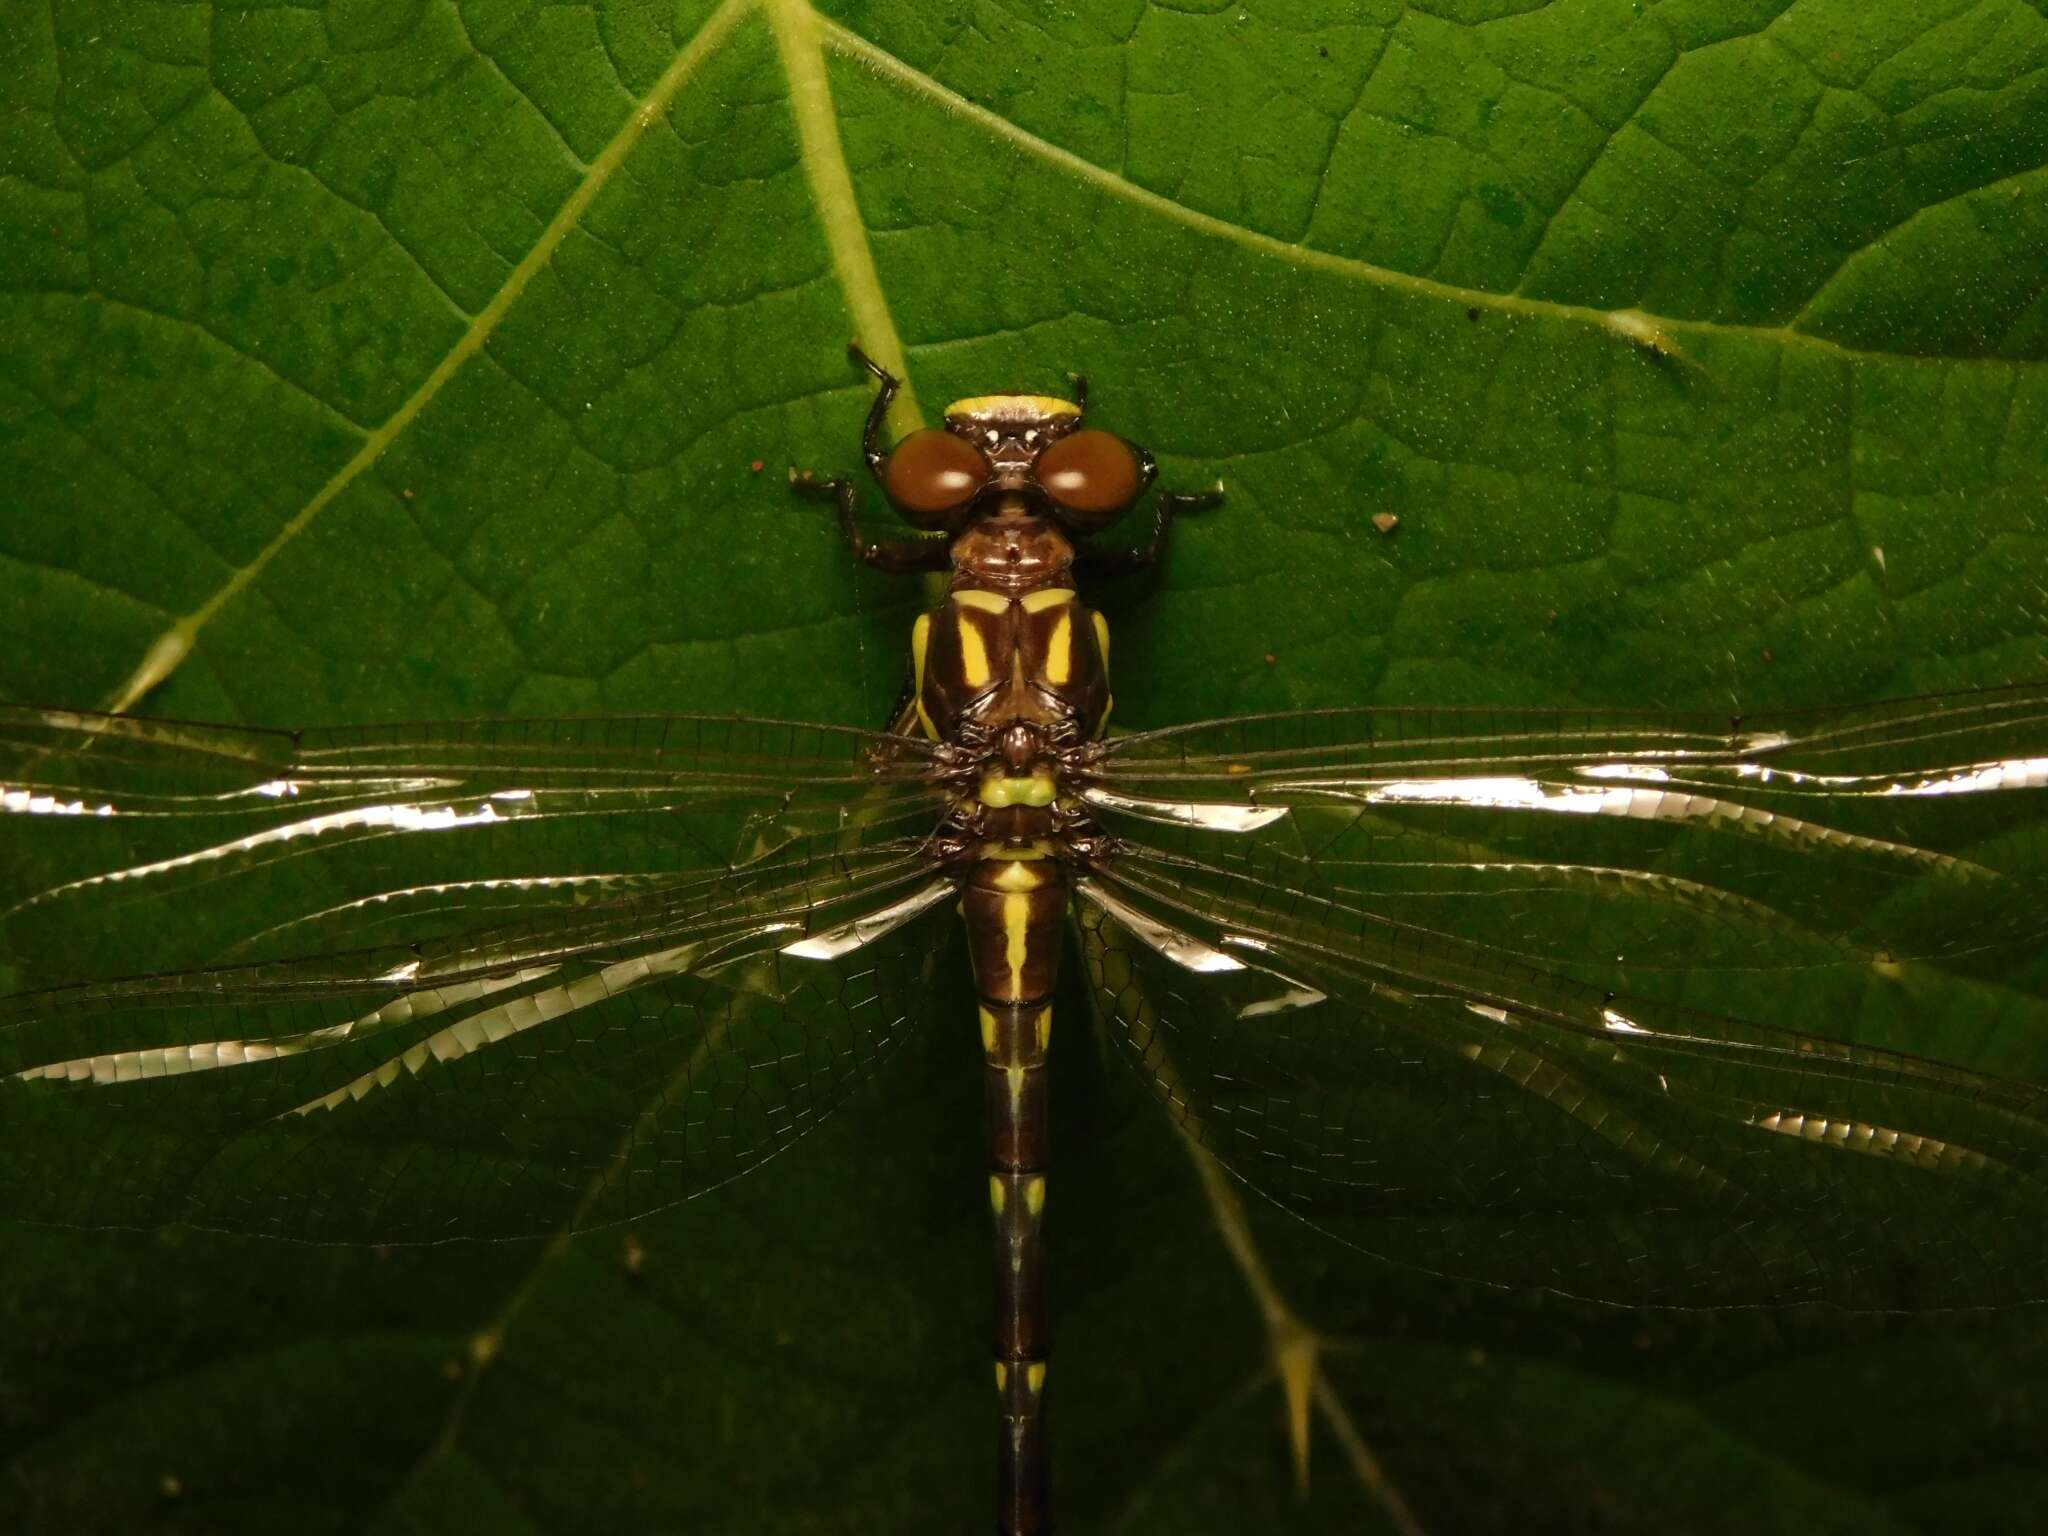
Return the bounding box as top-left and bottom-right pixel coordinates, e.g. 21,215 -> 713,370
881,662 -> 921,738
1076,483 -> 1225,580
790,472 -> 951,575
848,341 -> 898,481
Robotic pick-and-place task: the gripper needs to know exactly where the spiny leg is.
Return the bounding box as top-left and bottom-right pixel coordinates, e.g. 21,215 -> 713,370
790,472 -> 950,575
848,342 -> 898,482
1078,484 -> 1226,580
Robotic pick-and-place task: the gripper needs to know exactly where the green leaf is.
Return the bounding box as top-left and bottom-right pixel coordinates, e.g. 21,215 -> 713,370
3,0 -> 2045,1532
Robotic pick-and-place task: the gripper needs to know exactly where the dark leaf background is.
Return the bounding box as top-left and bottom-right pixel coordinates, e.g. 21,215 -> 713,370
3,0 -> 2046,1530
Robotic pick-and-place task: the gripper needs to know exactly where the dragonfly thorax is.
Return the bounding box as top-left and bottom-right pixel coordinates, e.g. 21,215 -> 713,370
910,568 -> 1113,756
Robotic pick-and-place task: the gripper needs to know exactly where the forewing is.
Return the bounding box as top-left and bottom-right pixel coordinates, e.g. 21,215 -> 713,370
1089,685 -> 2048,1002
0,707 -> 957,1243
1,705 -> 942,981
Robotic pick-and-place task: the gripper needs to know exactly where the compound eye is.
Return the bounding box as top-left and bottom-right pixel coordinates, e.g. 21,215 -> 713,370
1035,429 -> 1145,528
883,429 -> 989,526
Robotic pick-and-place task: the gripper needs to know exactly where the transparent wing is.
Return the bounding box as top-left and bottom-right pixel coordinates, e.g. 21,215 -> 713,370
1077,683 -> 2048,1310
1089,685 -> 2048,997
0,706 -> 958,1244
1,705 -> 943,980
1076,846 -> 2048,1310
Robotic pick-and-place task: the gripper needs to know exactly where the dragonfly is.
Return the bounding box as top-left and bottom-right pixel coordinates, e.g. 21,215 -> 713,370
4,347 -> 2047,1535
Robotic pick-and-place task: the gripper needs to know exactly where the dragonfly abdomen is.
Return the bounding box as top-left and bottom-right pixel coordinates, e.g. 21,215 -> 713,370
963,853 -> 1062,1536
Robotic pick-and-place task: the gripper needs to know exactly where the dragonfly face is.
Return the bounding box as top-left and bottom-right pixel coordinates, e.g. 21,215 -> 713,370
3,352 -> 2047,1535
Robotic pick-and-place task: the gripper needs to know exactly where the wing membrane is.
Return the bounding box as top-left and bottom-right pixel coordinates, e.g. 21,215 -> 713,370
1076,842 -> 2048,1310
1,706 -> 943,982
1,842 -> 960,1243
1090,686 -> 2048,1002
0,706 -> 959,1243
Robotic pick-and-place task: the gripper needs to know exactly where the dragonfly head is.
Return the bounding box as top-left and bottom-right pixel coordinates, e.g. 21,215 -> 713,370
878,394 -> 1157,537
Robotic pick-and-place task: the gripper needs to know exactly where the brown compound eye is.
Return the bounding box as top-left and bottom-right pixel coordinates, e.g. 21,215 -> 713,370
883,428 -> 990,527
1035,429 -> 1147,528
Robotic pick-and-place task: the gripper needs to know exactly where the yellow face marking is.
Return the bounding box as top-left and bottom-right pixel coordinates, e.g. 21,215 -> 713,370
1026,1362 -> 1046,1395
945,394 -> 1081,419
1002,892 -> 1030,999
994,1361 -> 1009,1392
993,861 -> 1047,892
1025,1176 -> 1045,1217
989,1175 -> 1006,1215
953,589 -> 1011,614
979,842 -> 1051,860
1035,1006 -> 1052,1052
1044,611 -> 1073,685
1020,587 -> 1076,614
957,614 -> 992,689
910,612 -> 937,740
979,1006 -> 996,1053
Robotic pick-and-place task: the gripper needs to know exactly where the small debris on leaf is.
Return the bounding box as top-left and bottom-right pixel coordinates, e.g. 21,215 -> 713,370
1371,512 -> 1400,535
1602,308 -> 1713,379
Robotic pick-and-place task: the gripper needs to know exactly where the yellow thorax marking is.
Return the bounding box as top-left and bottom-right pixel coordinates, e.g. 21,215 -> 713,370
953,589 -> 1011,613
945,394 -> 1081,419
1007,1063 -> 1025,1115
979,1006 -> 996,1053
988,1174 -> 1006,1215
1035,1006 -> 1052,1051
994,1361 -> 1009,1391
1019,587 -> 1075,613
979,770 -> 1057,809
910,612 -> 937,740
1002,892 -> 1030,998
1043,611 -> 1073,685
1025,1176 -> 1045,1217
1093,615 -> 1113,734
1026,1362 -> 1046,1395
957,614 -> 992,688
